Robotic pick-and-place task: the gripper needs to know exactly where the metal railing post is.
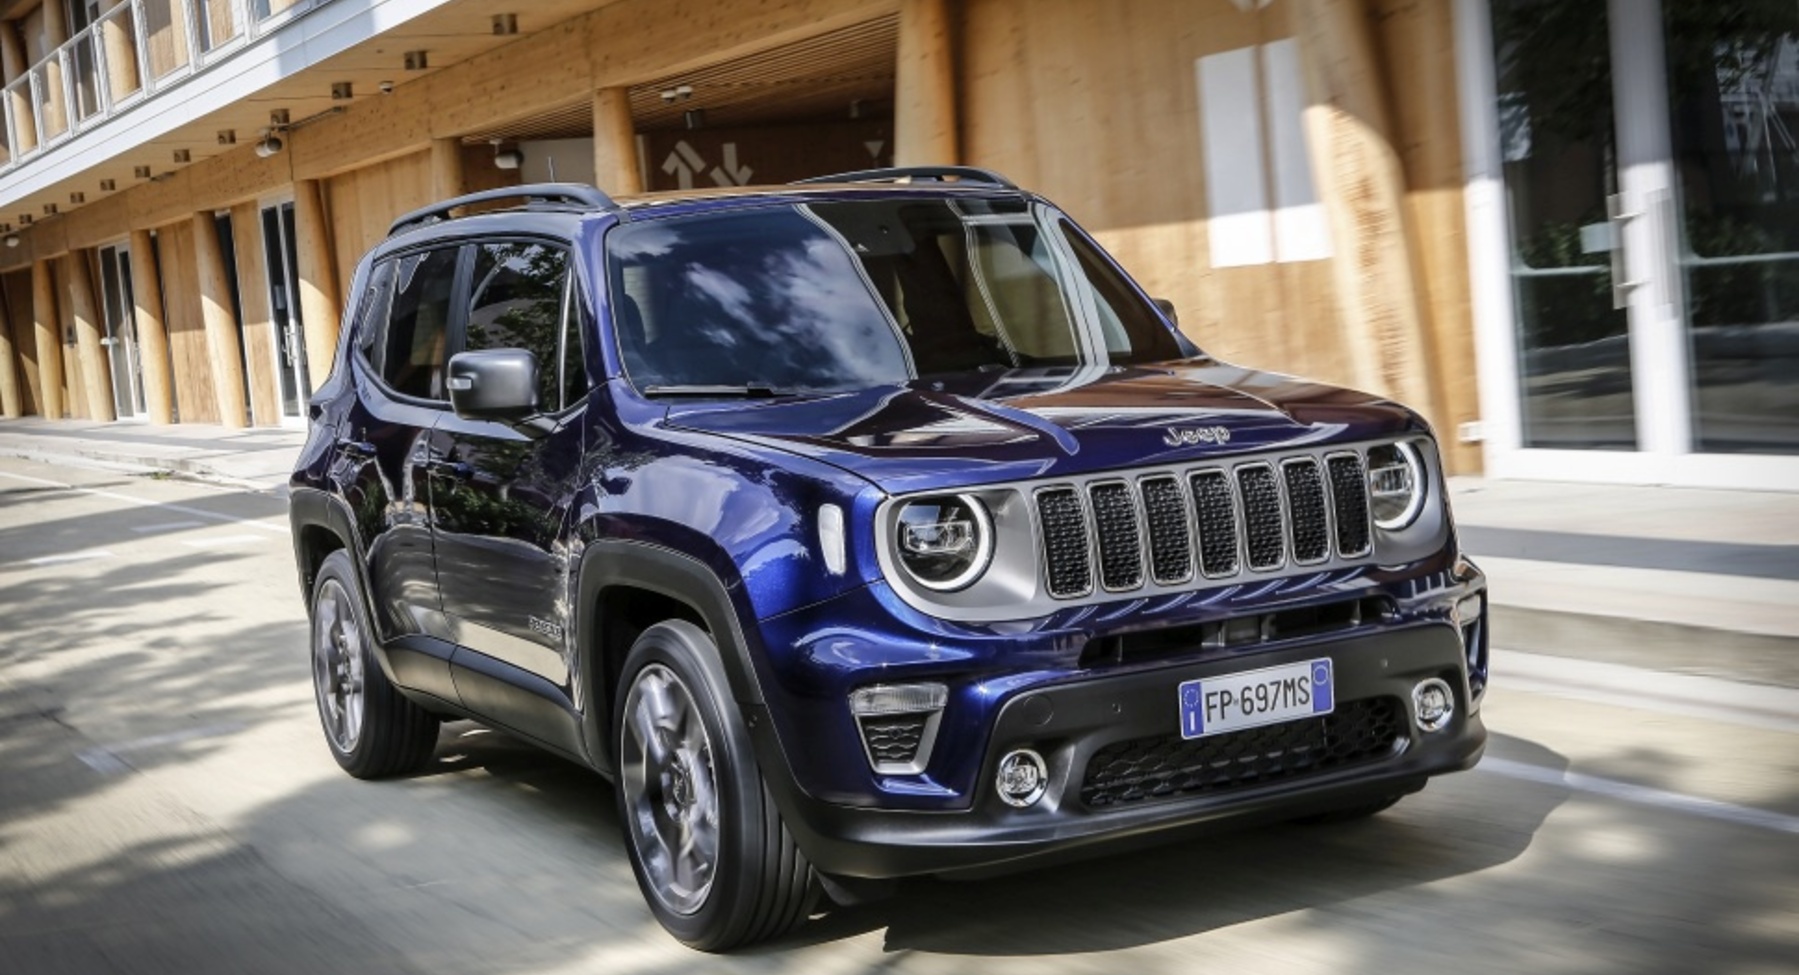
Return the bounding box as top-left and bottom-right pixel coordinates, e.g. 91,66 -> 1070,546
132,0 -> 153,93
93,31 -> 113,120
58,47 -> 78,137
182,0 -> 205,68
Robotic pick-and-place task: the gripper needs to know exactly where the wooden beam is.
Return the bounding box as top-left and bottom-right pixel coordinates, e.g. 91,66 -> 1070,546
1292,0 -> 1442,427
30,258 -> 61,419
292,179 -> 339,391
192,211 -> 247,428
430,137 -> 464,200
0,20 -> 33,155
67,249 -> 115,422
895,0 -> 958,166
0,271 -> 18,416
592,86 -> 641,195
230,201 -> 279,426
128,228 -> 174,424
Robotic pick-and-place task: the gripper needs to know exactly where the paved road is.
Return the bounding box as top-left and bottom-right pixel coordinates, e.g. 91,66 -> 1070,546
1,457 -> 1795,975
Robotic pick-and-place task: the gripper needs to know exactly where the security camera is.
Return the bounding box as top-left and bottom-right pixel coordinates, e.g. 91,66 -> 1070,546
4,234 -> 18,248
378,80 -> 395,95
255,133 -> 284,158
494,148 -> 523,170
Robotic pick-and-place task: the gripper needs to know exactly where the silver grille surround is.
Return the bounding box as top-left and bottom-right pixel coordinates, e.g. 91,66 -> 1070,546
871,439 -> 1436,624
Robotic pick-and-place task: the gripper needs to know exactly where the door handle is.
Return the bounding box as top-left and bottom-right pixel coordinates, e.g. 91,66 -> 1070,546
337,439 -> 376,459
1607,192 -> 1645,309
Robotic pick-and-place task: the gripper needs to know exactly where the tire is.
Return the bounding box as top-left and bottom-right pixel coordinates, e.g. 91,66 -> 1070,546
614,620 -> 819,951
310,550 -> 440,779
1291,793 -> 1406,825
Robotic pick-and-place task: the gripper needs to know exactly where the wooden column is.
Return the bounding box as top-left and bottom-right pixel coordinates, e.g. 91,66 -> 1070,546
292,179 -> 339,391
42,0 -> 69,136
192,212 -> 247,428
129,229 -> 174,424
230,200 -> 279,426
99,0 -> 139,104
894,0 -> 958,166
0,22 -> 35,154
0,278 -> 18,417
67,250 -> 115,422
430,137 -> 464,200
592,87 -> 641,195
30,259 -> 62,419
1292,0 -> 1441,424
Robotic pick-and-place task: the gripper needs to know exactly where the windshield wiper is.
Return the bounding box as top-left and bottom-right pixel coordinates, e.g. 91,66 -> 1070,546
641,384 -> 795,398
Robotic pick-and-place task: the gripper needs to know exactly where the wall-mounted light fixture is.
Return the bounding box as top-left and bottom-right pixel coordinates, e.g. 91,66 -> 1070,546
173,149 -> 191,163
69,192 -> 84,204
99,179 -> 116,192
404,50 -> 428,71
331,81 -> 353,100
134,165 -> 152,179
255,131 -> 285,158
491,139 -> 522,170
4,234 -> 19,248
660,84 -> 694,104
492,12 -> 518,35
684,108 -> 705,130
217,129 -> 236,145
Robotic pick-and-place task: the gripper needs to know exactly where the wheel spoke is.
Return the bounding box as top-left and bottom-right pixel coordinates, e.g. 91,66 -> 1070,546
620,659 -> 720,917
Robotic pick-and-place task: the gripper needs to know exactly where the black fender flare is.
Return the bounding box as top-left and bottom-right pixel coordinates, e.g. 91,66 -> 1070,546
573,539 -> 771,773
287,487 -> 406,688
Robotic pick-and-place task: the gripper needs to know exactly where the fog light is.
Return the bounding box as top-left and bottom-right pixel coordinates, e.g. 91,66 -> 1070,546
995,749 -> 1048,807
1412,678 -> 1455,732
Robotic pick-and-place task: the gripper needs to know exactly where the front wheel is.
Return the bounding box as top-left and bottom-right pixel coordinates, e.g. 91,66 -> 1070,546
614,620 -> 818,950
310,550 -> 439,778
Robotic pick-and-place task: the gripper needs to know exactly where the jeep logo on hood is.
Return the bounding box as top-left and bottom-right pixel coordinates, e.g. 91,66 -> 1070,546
1163,426 -> 1232,447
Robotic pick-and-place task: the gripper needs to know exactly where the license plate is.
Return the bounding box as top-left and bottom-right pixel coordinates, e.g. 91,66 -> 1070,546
1178,658 -> 1334,739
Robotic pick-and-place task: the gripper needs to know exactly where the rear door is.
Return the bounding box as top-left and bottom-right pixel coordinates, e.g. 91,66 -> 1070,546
426,240 -> 590,750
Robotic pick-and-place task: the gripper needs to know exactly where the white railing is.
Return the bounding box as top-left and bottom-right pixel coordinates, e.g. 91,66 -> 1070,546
0,0 -> 329,172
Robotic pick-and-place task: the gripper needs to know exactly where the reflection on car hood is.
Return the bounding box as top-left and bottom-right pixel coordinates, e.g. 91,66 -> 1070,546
659,359 -> 1422,494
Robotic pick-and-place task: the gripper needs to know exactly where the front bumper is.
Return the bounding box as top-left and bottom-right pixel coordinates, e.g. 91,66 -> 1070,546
751,622 -> 1485,879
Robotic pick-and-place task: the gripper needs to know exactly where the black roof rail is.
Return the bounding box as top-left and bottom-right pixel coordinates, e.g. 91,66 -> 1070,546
790,166 -> 1019,189
388,183 -> 619,236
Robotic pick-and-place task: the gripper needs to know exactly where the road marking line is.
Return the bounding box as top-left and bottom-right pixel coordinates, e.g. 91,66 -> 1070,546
1478,757 -> 1799,835
1494,648 -> 1799,735
181,533 -> 267,548
76,722 -> 247,775
26,549 -> 115,566
131,520 -> 207,533
0,469 -> 287,534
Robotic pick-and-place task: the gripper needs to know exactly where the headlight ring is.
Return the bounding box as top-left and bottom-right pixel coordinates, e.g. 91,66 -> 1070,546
1366,440 -> 1426,531
893,494 -> 994,592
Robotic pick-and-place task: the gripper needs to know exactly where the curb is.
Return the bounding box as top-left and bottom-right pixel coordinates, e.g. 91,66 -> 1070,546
0,442 -> 290,496
1493,604 -> 1799,689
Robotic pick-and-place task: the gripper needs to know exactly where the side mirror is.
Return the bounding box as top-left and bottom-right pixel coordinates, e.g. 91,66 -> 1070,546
1152,297 -> 1179,327
447,349 -> 539,423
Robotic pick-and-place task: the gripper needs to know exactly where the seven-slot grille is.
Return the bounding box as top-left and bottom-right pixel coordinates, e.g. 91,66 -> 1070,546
1036,452 -> 1374,599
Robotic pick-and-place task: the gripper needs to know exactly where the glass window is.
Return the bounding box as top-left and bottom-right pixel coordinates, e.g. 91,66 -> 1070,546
352,260 -> 395,367
380,247 -> 460,400
1061,221 -> 1188,361
466,242 -> 570,410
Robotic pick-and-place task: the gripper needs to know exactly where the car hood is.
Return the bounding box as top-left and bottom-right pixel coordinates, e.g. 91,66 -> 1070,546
658,360 -> 1422,495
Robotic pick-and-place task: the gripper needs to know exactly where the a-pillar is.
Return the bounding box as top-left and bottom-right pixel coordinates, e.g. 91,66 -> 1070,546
99,0 -> 139,104
894,0 -> 958,166
1291,0 -> 1442,425
292,179 -> 339,390
592,87 -> 641,195
0,21 -> 35,155
67,249 -> 115,422
430,137 -> 464,200
192,212 -> 248,428
30,259 -> 62,419
0,278 -> 19,417
129,229 -> 174,423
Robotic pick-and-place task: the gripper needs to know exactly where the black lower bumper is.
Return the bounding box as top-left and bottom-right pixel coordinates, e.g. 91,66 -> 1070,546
752,623 -> 1486,879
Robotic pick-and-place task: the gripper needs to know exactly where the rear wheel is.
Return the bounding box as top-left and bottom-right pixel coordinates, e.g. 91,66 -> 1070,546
615,620 -> 818,950
310,550 -> 439,778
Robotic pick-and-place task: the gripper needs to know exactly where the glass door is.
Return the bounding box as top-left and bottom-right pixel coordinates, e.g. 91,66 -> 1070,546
1484,0 -> 1799,483
260,200 -> 310,424
96,243 -> 146,419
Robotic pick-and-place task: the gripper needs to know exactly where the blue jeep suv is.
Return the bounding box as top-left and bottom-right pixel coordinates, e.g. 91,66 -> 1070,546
288,169 -> 1489,950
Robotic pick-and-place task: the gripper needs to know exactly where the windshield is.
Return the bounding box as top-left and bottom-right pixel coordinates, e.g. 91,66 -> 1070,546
607,197 -> 1187,392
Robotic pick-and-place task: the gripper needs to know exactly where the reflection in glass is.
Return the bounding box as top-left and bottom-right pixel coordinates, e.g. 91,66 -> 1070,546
1665,2 -> 1799,453
1492,0 -> 1637,449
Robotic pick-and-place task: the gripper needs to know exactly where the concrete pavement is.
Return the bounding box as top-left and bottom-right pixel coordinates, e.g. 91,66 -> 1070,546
0,415 -> 1794,686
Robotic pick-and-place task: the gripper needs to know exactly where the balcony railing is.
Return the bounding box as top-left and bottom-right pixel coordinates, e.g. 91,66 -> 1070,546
0,0 -> 327,173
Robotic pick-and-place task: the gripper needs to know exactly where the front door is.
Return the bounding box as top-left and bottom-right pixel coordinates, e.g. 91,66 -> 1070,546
96,243 -> 145,419
261,201 -> 311,425
1481,0 -> 1799,485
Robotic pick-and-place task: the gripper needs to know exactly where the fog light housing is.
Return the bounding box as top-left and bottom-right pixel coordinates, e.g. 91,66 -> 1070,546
1412,678 -> 1455,732
995,748 -> 1048,807
849,682 -> 947,775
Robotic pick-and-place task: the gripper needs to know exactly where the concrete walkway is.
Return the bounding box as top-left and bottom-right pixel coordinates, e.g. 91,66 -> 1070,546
2,416 -> 1794,685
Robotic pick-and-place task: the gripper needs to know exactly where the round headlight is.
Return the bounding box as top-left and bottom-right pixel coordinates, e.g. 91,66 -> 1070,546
894,494 -> 994,591
1366,441 -> 1426,531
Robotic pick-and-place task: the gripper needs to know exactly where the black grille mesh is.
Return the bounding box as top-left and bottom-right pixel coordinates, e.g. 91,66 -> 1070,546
1037,488 -> 1092,598
1080,697 -> 1403,808
1236,465 -> 1285,570
1089,483 -> 1144,590
1283,459 -> 1330,564
1140,476 -> 1193,584
860,715 -> 927,767
1189,470 -> 1239,576
1327,454 -> 1371,556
